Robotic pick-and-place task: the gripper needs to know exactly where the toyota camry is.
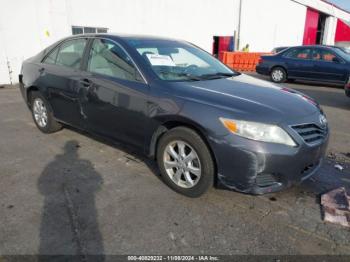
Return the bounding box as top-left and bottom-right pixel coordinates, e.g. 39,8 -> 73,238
19,34 -> 329,197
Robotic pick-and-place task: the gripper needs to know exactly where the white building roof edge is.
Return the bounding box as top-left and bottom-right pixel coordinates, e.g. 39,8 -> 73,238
293,0 -> 350,22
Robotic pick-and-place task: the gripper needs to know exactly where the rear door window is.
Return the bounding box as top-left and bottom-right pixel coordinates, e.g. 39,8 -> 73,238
55,39 -> 87,69
285,48 -> 312,60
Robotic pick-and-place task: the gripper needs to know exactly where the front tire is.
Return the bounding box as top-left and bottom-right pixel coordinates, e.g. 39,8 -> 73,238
270,67 -> 287,83
157,127 -> 214,198
30,91 -> 62,133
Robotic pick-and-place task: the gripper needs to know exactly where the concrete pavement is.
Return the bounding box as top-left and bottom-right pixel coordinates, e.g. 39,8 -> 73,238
0,80 -> 349,256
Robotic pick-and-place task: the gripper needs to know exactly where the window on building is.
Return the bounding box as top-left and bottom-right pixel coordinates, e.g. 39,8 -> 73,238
72,26 -> 108,35
87,38 -> 141,82
56,39 -> 87,69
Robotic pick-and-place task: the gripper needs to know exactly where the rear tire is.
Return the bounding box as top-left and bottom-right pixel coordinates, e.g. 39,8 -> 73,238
270,67 -> 287,83
30,91 -> 62,133
156,127 -> 214,198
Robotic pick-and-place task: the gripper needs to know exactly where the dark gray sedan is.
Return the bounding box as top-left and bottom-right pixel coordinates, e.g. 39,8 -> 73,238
19,34 -> 329,197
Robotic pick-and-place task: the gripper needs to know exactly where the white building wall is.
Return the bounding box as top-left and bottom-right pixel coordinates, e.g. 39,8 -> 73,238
239,0 -> 307,52
323,16 -> 338,45
0,31 -> 10,84
0,0 -> 70,85
1,0 -> 350,85
0,0 -> 238,85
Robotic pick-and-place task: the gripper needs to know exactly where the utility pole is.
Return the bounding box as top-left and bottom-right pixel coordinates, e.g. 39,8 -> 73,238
6,57 -> 12,85
237,0 -> 243,51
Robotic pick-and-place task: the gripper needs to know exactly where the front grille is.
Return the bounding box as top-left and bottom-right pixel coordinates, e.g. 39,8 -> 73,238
291,123 -> 327,145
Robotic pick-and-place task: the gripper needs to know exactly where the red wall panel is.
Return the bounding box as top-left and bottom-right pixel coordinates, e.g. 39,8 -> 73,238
303,8 -> 319,45
335,20 -> 350,42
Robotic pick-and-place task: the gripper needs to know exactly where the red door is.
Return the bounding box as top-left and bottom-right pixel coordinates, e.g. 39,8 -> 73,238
335,20 -> 350,42
303,8 -> 319,45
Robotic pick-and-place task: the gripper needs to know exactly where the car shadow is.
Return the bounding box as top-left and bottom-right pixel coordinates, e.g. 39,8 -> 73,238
66,126 -> 350,197
38,140 -> 105,261
65,126 -> 161,178
302,160 -> 350,195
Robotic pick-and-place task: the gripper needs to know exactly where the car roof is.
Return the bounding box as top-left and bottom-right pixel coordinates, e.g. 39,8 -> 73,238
289,45 -> 338,50
66,33 -> 182,42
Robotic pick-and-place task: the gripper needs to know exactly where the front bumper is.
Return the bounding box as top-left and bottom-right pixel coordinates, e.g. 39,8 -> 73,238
209,127 -> 329,195
18,74 -> 29,105
345,85 -> 350,97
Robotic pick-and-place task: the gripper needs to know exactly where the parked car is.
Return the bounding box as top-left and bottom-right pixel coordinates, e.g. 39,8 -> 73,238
257,45 -> 350,84
19,34 -> 329,197
271,46 -> 289,54
346,79 -> 350,97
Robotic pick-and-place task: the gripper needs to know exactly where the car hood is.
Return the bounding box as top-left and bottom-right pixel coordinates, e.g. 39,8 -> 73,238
169,74 -> 321,124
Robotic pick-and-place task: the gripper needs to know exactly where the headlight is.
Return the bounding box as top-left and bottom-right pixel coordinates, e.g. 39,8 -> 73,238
220,118 -> 296,147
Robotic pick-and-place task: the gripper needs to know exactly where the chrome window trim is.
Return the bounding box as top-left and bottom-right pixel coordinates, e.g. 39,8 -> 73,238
41,35 -> 148,84
41,38 -> 89,69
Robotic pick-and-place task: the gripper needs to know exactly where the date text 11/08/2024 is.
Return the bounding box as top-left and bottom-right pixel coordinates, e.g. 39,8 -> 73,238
127,256 -> 219,261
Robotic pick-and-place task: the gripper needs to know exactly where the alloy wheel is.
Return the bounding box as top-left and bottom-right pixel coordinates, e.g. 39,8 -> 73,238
163,140 -> 201,189
272,69 -> 284,82
33,98 -> 48,128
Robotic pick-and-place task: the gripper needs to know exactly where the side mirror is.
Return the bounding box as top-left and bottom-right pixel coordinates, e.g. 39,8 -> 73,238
332,57 -> 341,63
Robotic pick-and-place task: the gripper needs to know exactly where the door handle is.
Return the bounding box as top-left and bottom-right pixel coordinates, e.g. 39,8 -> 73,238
39,68 -> 45,74
80,78 -> 91,88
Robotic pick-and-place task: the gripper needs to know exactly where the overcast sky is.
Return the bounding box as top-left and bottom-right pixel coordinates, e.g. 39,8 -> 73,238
326,0 -> 350,12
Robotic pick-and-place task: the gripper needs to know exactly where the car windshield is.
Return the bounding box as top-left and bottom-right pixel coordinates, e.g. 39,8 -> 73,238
127,39 -> 238,81
333,47 -> 350,61
337,47 -> 350,54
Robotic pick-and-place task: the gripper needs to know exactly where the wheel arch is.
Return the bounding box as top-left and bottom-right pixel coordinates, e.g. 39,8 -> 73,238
26,86 -> 40,106
270,65 -> 288,76
26,86 -> 54,114
148,118 -> 218,182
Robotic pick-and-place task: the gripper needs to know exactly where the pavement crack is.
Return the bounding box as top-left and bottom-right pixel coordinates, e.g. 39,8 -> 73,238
124,154 -> 142,164
260,209 -> 272,220
63,185 -> 87,261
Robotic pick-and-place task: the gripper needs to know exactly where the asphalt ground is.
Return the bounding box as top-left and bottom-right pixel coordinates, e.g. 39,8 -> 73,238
0,77 -> 349,257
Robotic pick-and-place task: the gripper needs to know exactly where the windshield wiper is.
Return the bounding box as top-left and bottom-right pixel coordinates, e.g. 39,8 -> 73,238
158,70 -> 203,81
200,72 -> 238,80
176,73 -> 203,81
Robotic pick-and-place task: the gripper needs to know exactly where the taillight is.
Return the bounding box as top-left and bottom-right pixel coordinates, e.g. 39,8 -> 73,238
258,58 -> 263,64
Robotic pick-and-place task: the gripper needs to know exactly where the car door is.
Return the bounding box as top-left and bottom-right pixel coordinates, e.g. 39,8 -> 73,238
284,47 -> 315,79
312,49 -> 348,83
78,37 -> 149,148
40,38 -> 88,127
